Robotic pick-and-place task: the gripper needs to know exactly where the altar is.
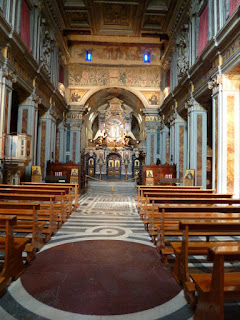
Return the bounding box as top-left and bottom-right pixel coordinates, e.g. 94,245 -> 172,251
84,97 -> 142,179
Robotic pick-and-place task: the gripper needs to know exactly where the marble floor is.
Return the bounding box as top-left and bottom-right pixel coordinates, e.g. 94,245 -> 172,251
0,181 -> 239,319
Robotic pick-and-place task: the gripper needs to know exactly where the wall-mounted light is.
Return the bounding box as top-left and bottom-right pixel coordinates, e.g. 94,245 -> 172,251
143,50 -> 150,63
85,50 -> 92,61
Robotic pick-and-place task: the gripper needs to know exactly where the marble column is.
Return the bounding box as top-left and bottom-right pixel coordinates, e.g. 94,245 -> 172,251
185,97 -> 207,188
37,109 -> 58,178
58,120 -> 67,162
0,67 -> 17,137
209,75 -> 240,196
159,122 -> 170,165
167,109 -> 187,183
144,113 -> 161,165
66,112 -> 83,164
17,93 -> 41,180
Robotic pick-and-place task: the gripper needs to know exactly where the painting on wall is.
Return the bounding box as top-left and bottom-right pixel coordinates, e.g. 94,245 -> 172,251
32,166 -> 41,176
141,91 -> 160,105
70,44 -> 160,65
68,65 -> 160,88
70,89 -> 88,102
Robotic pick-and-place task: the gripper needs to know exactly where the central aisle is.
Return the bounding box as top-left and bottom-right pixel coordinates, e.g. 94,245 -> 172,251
0,181 -> 193,320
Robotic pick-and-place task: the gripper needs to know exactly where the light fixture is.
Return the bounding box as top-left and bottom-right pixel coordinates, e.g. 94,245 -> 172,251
143,50 -> 150,63
85,50 -> 92,61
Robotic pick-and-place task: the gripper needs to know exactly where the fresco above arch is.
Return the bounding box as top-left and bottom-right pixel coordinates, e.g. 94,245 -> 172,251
70,89 -> 89,102
141,91 -> 160,105
70,44 -> 160,66
68,64 -> 160,88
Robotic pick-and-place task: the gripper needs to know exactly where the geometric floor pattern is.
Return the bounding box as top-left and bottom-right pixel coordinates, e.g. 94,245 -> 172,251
0,180 -> 193,319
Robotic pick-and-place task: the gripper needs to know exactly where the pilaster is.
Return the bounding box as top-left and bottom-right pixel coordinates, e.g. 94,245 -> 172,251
185,96 -> 207,187
37,108 -> 58,178
208,74 -> 240,196
66,112 -> 83,164
144,112 -> 161,165
17,93 -> 41,179
167,108 -> 187,183
159,122 -> 170,165
0,67 -> 17,137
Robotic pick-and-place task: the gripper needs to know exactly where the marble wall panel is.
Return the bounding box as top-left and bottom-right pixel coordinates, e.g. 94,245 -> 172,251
166,135 -> 170,164
151,135 -> 154,164
22,109 -> 28,134
40,122 -> 46,175
4,90 -> 9,133
197,115 -> 203,186
179,125 -> 184,182
73,132 -> 76,163
227,96 -> 235,193
215,97 -> 218,189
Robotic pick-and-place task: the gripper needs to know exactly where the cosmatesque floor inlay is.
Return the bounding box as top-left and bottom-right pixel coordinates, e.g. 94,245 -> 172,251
0,181 -> 195,320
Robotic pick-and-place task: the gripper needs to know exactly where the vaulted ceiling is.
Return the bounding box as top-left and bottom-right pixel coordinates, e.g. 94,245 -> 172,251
56,0 -> 178,40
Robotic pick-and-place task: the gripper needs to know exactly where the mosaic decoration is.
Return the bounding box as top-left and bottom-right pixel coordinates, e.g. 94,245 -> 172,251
70,44 -> 160,65
141,91 -> 160,105
70,89 -> 89,102
68,64 -> 160,88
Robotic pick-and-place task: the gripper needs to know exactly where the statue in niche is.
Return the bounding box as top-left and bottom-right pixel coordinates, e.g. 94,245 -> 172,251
177,30 -> 189,80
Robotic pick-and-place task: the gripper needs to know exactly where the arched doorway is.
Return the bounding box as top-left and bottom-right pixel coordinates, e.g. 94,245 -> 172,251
107,153 -> 121,178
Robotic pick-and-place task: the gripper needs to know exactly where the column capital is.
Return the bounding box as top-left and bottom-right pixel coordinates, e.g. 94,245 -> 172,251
2,68 -> 17,84
208,74 -> 223,90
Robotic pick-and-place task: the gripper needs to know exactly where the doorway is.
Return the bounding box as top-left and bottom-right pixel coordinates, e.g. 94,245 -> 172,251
107,154 -> 121,177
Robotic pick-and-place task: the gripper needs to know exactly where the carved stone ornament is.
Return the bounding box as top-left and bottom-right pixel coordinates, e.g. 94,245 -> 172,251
208,75 -> 223,90
2,68 -> 17,83
32,93 -> 42,105
184,97 -> 195,109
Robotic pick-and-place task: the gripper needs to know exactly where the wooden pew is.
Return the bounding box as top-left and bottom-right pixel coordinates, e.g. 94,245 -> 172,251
137,185 -> 211,201
146,203 -> 240,247
0,188 -> 67,226
0,184 -> 73,217
138,189 -> 217,214
0,202 -> 43,255
191,245 -> 240,320
178,220 -> 240,306
0,214 -> 30,296
0,194 -> 58,240
21,182 -> 79,210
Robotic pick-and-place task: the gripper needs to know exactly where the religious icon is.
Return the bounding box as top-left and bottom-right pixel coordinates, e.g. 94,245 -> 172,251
146,170 -> 153,178
109,160 -> 114,167
71,169 -> 78,176
88,158 -> 94,166
71,91 -> 81,102
115,160 -> 120,167
184,169 -> 194,180
148,94 -> 158,105
32,166 -> 41,176
134,160 -> 140,167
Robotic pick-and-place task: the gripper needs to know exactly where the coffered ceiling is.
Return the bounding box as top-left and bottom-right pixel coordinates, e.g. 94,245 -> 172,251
56,0 -> 178,41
